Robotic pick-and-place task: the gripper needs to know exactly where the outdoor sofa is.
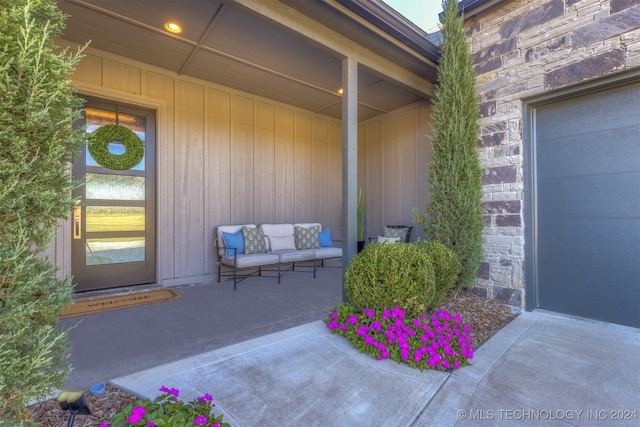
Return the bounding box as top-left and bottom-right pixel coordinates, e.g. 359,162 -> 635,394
215,223 -> 342,289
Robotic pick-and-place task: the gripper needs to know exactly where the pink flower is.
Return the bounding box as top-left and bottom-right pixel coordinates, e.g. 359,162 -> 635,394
127,407 -> 146,421
99,424 -> 110,427
193,415 -> 208,424
362,308 -> 375,318
356,324 -> 368,336
197,393 -> 213,402
126,413 -> 143,423
159,386 -> 180,397
210,421 -> 221,427
327,320 -> 339,329
147,421 -> 157,427
400,348 -> 409,361
392,306 -> 405,319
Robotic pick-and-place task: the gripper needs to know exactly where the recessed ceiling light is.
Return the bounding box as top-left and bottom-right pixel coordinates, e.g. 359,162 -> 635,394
164,22 -> 182,33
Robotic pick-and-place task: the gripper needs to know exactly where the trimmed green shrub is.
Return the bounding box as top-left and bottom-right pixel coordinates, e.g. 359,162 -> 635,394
344,242 -> 437,318
414,239 -> 461,302
0,0 -> 86,423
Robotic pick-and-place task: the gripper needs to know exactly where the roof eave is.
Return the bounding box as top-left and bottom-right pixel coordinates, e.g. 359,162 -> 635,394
335,0 -> 441,65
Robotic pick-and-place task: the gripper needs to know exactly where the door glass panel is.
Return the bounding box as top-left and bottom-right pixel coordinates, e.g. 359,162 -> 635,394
86,206 -> 145,232
86,174 -> 145,200
86,237 -> 146,265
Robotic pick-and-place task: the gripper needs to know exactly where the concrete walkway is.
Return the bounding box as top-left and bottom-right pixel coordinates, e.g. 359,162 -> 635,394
112,310 -> 640,427
61,265 -> 344,389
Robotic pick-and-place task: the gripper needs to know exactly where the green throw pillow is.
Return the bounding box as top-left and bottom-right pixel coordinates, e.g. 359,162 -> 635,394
294,225 -> 320,249
384,226 -> 408,242
242,226 -> 267,254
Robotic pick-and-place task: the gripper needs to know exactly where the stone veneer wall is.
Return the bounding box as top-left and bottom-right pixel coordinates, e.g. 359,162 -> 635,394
467,0 -> 640,308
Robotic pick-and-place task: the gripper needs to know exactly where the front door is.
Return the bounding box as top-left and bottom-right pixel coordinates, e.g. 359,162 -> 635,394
72,99 -> 156,292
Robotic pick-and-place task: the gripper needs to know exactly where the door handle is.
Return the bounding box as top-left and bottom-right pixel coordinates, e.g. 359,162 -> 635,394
73,205 -> 82,239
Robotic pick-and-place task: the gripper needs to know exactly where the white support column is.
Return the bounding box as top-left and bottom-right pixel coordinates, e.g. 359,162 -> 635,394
342,56 -> 358,301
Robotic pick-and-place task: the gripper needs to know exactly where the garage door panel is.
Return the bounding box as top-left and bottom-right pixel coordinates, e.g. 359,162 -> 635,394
536,85 -> 640,141
533,82 -> 640,327
537,218 -> 640,272
537,172 -> 640,219
537,125 -> 640,179
538,264 -> 640,326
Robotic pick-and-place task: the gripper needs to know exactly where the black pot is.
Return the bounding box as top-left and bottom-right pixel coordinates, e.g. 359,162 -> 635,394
357,241 -> 365,253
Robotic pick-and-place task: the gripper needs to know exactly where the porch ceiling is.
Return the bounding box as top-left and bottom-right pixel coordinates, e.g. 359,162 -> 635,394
57,0 -> 438,121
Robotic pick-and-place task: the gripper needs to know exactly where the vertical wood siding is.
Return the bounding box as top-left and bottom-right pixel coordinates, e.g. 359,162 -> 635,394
55,46 -> 431,286
360,102 -> 433,242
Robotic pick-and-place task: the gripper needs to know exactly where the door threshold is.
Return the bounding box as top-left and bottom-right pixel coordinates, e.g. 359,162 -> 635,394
72,283 -> 162,302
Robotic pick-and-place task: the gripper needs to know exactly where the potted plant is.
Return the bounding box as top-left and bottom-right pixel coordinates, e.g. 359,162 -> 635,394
357,189 -> 365,252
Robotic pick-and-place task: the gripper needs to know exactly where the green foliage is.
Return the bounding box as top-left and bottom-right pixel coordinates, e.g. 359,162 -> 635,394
88,124 -> 144,170
109,387 -> 230,427
415,239 -> 461,302
413,0 -> 484,288
344,242 -> 437,318
0,0 -> 86,423
356,189 -> 365,241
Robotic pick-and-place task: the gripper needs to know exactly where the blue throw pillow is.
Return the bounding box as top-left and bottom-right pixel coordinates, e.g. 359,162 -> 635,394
222,230 -> 244,257
319,228 -> 333,247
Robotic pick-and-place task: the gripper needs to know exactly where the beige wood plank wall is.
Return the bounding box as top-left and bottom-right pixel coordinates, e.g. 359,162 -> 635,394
53,45 -> 432,287
360,102 -> 433,242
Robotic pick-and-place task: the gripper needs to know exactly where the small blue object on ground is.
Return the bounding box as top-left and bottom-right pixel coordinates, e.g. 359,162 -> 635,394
90,383 -> 105,395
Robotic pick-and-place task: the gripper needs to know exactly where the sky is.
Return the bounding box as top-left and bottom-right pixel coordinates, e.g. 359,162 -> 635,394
382,0 -> 443,33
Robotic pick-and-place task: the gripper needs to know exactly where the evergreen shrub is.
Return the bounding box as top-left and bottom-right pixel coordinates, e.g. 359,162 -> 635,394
0,0 -> 86,423
344,242 -> 437,318
413,0 -> 484,289
415,239 -> 461,302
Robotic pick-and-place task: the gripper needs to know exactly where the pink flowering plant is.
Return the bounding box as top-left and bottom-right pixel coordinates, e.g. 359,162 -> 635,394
327,303 -> 474,371
105,385 -> 229,427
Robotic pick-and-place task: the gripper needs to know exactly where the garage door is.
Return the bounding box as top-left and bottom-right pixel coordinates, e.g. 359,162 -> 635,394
532,82 -> 640,327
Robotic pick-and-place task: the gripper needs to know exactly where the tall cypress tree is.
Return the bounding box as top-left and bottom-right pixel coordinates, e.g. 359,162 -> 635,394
414,0 -> 484,288
0,0 -> 85,423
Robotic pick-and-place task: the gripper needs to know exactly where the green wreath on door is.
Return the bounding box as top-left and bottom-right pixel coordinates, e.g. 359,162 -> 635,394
88,124 -> 144,170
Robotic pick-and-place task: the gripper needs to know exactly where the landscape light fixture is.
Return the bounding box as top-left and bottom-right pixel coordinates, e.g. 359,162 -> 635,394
57,390 -> 92,427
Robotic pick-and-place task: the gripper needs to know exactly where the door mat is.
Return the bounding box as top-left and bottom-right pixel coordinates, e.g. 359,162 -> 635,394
60,289 -> 181,318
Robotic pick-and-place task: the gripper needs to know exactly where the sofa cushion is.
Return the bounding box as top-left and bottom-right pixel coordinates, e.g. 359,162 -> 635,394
313,247 -> 343,259
221,253 -> 280,269
268,235 -> 297,251
294,225 -> 320,249
242,226 -> 267,254
277,249 -> 315,263
319,228 -> 333,247
260,223 -> 294,237
222,230 -> 244,258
